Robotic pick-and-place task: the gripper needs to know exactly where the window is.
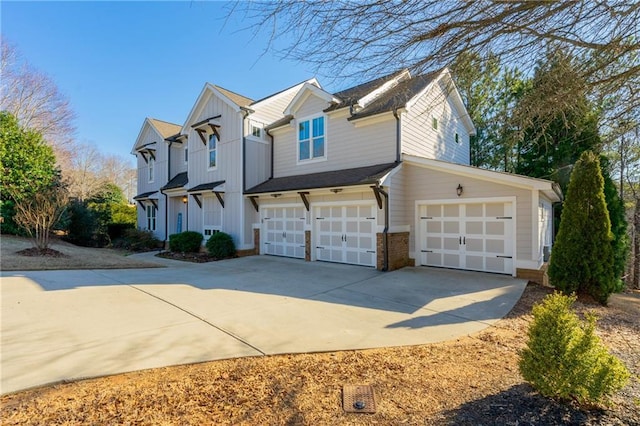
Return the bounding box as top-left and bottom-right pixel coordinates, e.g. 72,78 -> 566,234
251,125 -> 262,138
146,204 -> 156,231
455,133 -> 460,144
208,133 -> 217,169
184,146 -> 188,163
148,157 -> 155,182
432,117 -> 438,130
298,115 -> 325,161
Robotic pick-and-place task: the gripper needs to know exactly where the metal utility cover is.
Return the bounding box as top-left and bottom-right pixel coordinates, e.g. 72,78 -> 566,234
342,384 -> 377,413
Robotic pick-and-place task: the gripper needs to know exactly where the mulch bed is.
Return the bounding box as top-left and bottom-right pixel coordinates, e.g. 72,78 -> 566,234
1,283 -> 638,425
15,247 -> 68,258
155,251 -> 233,263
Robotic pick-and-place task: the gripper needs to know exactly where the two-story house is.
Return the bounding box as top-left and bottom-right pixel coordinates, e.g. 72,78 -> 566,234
133,68 -> 561,279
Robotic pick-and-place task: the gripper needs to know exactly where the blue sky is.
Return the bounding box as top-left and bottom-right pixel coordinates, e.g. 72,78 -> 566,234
1,1 -> 324,166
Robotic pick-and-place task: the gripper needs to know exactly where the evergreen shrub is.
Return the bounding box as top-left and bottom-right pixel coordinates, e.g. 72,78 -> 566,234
205,232 -> 236,258
169,231 -> 203,253
519,292 -> 629,405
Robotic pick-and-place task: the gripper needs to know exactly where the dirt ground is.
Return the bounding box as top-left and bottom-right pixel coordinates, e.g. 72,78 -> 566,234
1,281 -> 638,425
0,235 -> 161,271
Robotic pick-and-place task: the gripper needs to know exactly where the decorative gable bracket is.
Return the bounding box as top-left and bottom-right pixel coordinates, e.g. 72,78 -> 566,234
191,194 -> 202,209
298,192 -> 310,211
214,191 -> 225,208
249,196 -> 259,212
191,115 -> 222,145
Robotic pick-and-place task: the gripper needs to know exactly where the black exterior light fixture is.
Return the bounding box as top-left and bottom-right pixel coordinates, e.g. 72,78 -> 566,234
182,195 -> 188,203
456,184 -> 463,197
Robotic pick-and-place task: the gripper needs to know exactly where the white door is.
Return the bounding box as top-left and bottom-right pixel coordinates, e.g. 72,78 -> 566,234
418,201 -> 514,275
315,204 -> 377,267
262,206 -> 306,258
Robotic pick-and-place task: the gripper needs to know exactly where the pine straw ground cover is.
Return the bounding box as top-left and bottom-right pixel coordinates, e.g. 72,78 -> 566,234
1,284 -> 638,425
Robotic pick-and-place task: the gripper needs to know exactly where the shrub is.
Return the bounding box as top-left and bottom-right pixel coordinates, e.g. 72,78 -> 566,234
107,223 -> 135,241
169,231 -> 203,253
548,151 -> 616,304
519,292 -> 629,405
112,228 -> 162,252
206,232 -> 236,258
65,200 -> 99,247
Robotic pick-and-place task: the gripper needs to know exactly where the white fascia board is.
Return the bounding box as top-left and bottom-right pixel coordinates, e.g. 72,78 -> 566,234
251,78 -> 320,114
284,83 -> 339,116
379,162 -> 403,186
131,118 -> 159,154
351,110 -> 398,128
180,83 -> 242,134
358,69 -> 411,108
404,154 -> 559,198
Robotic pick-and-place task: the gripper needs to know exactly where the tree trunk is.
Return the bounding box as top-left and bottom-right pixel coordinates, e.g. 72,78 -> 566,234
633,197 -> 640,289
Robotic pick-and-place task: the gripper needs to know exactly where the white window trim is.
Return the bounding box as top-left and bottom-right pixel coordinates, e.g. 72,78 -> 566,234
207,133 -> 218,171
148,157 -> 155,183
202,194 -> 223,241
296,113 -> 327,165
146,204 -> 157,231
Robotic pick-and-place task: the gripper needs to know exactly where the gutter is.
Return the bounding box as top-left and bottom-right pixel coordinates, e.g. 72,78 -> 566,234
240,108 -> 251,192
376,185 -> 390,272
265,128 -> 274,180
393,108 -> 401,163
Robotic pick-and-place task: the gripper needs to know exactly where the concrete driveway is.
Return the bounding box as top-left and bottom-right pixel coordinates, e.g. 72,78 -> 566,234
0,254 -> 526,394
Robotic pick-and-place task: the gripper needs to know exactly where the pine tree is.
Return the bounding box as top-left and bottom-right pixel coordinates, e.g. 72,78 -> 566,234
548,151 -> 616,304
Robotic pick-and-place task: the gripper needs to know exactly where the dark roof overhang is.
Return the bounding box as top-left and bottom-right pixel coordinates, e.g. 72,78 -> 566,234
161,172 -> 188,191
245,162 -> 399,195
187,180 -> 226,193
133,191 -> 158,200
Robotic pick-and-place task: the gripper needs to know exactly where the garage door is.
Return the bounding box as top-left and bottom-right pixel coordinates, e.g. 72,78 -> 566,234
418,201 -> 514,275
315,204 -> 377,267
262,206 -> 306,258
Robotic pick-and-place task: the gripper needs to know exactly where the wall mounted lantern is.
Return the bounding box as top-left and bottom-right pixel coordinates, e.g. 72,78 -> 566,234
456,184 -> 463,197
182,195 -> 188,203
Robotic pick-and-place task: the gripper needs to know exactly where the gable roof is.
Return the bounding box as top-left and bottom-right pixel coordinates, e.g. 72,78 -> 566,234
132,117 -> 180,154
324,69 -> 410,113
213,85 -> 254,108
148,118 -> 182,139
245,162 -> 399,194
347,70 -> 441,121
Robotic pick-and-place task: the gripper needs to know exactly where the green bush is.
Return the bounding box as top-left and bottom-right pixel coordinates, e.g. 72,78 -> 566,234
206,232 -> 236,258
548,151 -> 616,304
112,228 -> 162,252
65,200 -> 99,247
169,231 -> 203,253
107,223 -> 135,241
519,292 -> 629,405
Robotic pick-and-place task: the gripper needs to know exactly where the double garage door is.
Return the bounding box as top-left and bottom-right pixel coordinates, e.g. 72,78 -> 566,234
261,203 -> 377,267
418,201 -> 515,275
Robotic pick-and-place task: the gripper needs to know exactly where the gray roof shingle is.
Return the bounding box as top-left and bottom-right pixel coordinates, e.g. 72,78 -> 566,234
245,162 -> 399,194
188,180 -> 225,193
161,172 -> 188,191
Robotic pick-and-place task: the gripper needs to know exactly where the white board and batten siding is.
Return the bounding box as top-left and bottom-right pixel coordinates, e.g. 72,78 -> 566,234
186,92 -> 246,247
272,94 -> 397,178
402,79 -> 471,165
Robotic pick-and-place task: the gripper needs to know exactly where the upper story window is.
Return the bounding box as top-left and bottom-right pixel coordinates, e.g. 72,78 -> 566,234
432,117 -> 438,130
251,124 -> 262,138
184,146 -> 189,163
455,133 -> 460,144
148,157 -> 155,182
298,115 -> 325,162
208,133 -> 217,169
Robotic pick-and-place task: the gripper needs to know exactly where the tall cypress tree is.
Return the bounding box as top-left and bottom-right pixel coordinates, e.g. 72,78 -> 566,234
549,151 -> 616,304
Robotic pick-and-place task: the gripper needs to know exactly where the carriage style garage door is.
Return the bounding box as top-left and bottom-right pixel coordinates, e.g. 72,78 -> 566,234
314,203 -> 377,267
418,201 -> 515,275
262,206 -> 306,259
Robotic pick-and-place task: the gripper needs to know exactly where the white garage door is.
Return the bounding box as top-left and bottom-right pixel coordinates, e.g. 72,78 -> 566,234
262,206 -> 306,258
315,204 -> 377,267
418,201 -> 514,275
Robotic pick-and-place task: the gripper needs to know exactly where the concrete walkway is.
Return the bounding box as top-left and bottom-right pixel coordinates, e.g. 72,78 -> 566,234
0,254 -> 526,394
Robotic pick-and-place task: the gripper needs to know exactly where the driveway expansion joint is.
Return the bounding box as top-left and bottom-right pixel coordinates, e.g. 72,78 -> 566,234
128,285 -> 267,356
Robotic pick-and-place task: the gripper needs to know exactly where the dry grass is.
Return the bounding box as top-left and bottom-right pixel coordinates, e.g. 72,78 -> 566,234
0,235 -> 162,271
1,284 -> 638,425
